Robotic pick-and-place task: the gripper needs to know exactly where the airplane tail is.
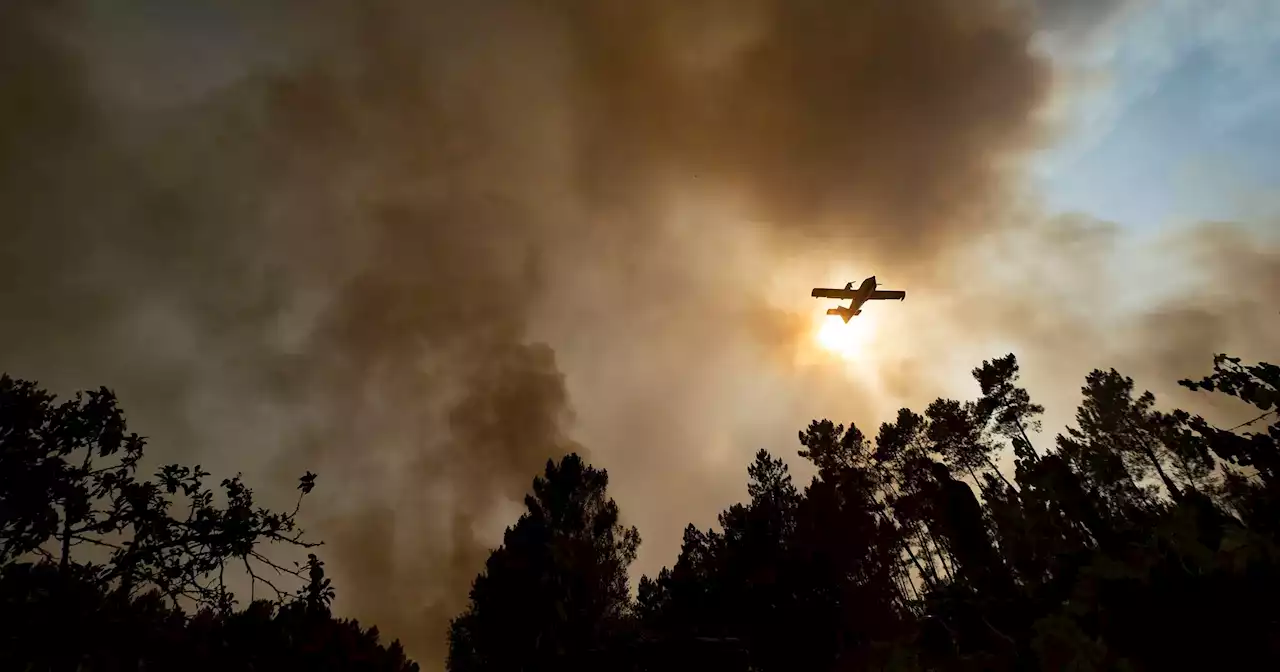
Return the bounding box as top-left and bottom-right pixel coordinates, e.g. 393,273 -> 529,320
826,307 -> 861,323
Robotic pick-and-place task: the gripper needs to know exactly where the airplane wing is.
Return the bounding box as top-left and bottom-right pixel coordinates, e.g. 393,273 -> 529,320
811,288 -> 858,299
869,290 -> 905,300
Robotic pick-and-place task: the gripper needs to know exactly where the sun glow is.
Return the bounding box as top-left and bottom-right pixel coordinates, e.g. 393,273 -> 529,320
814,312 -> 878,360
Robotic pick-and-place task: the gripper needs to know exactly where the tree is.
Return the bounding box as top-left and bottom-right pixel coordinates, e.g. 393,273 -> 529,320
1149,408 -> 1218,496
639,446 -> 912,671
1179,354 -> 1280,485
0,374 -> 320,607
925,398 -> 1013,492
789,444 -> 915,671
1061,369 -> 1185,503
0,374 -> 419,670
0,557 -> 420,671
447,453 -> 640,671
798,419 -> 870,479
1179,354 -> 1280,532
972,354 -> 1045,462
463,352 -> 1280,671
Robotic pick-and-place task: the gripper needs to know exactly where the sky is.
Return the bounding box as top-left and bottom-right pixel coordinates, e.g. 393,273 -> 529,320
1034,0 -> 1280,230
2,0 -> 1279,667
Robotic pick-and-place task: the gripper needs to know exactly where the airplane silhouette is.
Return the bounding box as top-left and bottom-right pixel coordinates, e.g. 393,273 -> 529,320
811,276 -> 905,323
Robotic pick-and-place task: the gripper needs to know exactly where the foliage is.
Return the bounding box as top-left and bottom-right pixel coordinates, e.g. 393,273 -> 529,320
448,453 -> 641,671
449,352 -> 1280,671
0,554 -> 418,671
8,350 -> 1280,671
0,374 -> 418,670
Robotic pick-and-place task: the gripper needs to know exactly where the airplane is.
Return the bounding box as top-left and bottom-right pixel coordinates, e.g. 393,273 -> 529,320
811,276 -> 905,323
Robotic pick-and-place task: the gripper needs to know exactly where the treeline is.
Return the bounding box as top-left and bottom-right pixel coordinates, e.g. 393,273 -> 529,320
0,376 -> 418,671
2,353 -> 1278,670
447,353 -> 1280,671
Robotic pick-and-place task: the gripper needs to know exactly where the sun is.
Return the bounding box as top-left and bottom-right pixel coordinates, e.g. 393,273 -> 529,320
815,312 -> 878,361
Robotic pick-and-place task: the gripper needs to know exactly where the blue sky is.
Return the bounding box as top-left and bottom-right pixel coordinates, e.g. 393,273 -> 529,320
1034,1 -> 1280,233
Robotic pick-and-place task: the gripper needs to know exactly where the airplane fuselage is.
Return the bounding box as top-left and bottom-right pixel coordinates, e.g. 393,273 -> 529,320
810,275 -> 904,322
829,277 -> 875,322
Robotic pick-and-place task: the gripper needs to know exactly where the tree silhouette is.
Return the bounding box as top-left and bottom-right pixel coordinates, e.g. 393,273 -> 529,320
450,351 -> 1280,671
0,374 -> 418,670
1179,355 -> 1280,535
9,349 -> 1280,671
447,453 -> 640,671
926,398 -> 1011,491
0,374 -> 323,607
972,354 -> 1045,463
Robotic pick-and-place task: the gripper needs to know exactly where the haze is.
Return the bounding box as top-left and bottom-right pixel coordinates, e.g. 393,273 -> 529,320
3,0 -> 1277,666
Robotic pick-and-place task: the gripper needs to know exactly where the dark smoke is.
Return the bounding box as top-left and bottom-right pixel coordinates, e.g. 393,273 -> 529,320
558,0 -> 1051,255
